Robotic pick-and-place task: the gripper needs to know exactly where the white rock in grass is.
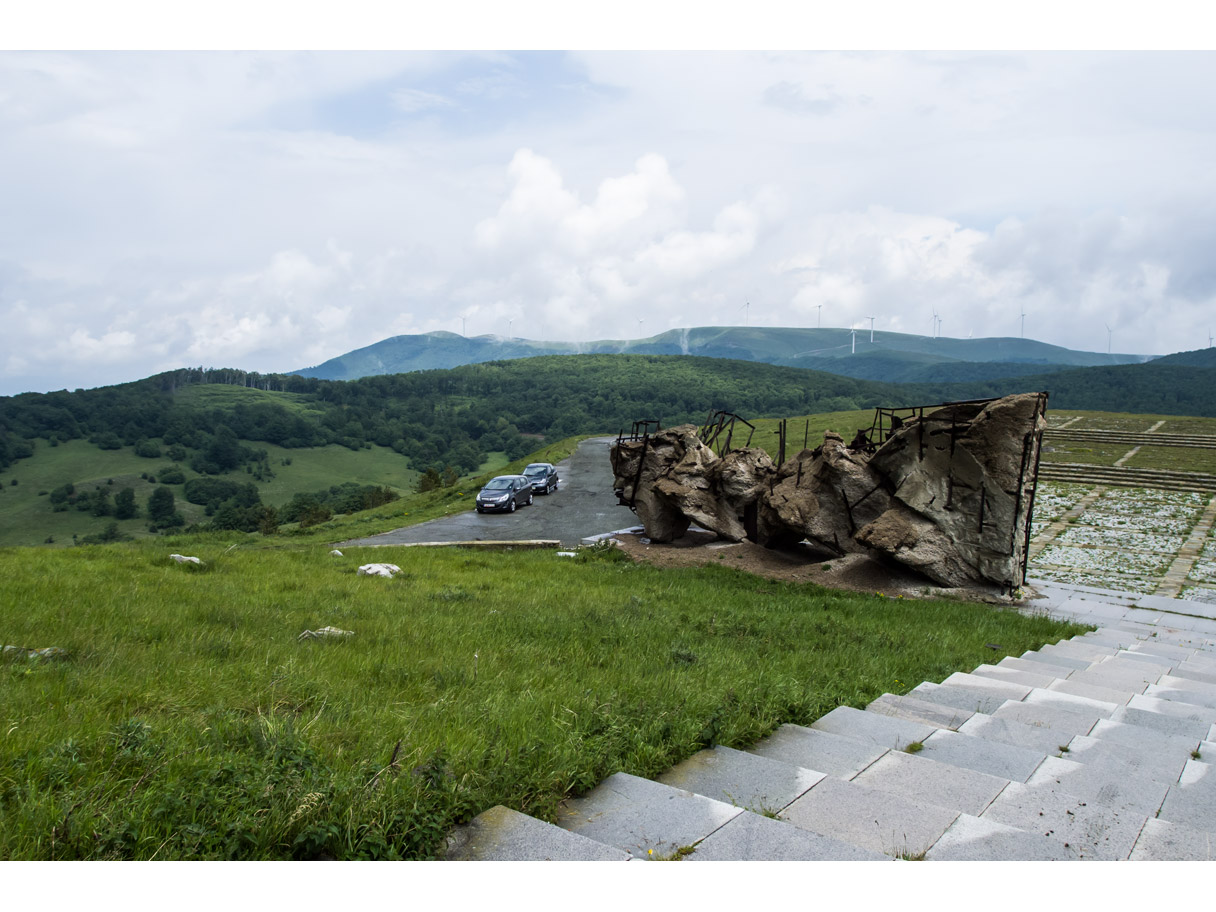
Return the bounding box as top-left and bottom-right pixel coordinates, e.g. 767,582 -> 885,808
330,549 -> 343,557
298,626 -> 354,641
169,554 -> 203,565
357,563 -> 400,578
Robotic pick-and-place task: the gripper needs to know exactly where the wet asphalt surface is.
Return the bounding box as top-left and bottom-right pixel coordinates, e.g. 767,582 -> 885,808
339,437 -> 636,549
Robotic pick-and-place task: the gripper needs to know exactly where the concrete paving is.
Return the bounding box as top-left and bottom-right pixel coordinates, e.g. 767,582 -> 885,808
443,576 -> 1216,861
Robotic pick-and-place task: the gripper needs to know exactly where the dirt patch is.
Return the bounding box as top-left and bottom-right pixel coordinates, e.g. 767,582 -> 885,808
610,530 -> 1018,604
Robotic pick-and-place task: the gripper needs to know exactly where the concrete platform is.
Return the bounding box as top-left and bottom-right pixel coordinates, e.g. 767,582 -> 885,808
850,748 -> 1011,816
925,813 -> 1077,861
810,706 -> 935,751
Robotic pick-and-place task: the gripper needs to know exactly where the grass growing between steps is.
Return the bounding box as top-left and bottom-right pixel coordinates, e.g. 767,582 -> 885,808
0,539 -> 1088,859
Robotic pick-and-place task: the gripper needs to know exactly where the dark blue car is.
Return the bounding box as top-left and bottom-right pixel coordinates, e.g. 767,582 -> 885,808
522,462 -> 559,494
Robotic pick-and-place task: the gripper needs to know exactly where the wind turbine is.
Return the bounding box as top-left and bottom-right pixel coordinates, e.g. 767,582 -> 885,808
1209,331 -> 1213,348
741,301 -> 750,327
816,303 -> 823,329
931,309 -> 938,340
461,316 -> 466,337
508,319 -> 513,339
850,325 -> 857,354
1105,323 -> 1112,354
868,316 -> 876,343
1020,307 -> 1026,339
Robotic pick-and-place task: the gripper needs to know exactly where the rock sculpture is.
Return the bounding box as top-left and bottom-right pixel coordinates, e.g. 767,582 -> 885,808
611,392 -> 1048,591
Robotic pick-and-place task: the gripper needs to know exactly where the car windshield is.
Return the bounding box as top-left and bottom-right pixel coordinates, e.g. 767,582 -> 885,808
524,465 -> 547,476
484,478 -> 512,490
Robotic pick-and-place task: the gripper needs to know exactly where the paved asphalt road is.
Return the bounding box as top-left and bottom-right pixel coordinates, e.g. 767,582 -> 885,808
339,436 -> 636,549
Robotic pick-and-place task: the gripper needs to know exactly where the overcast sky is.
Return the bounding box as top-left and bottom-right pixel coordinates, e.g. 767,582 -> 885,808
3,12 -> 1215,395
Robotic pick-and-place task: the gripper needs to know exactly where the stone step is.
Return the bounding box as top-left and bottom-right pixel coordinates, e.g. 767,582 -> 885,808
849,747 -> 1012,817
1062,733 -> 1192,786
778,774 -> 961,859
1025,755 -> 1170,819
1046,677 -> 1137,706
555,772 -> 742,859
1086,718 -> 1205,757
958,712 -> 1078,756
1016,649 -> 1093,672
686,808 -> 889,861
969,663 -> 1062,689
1129,818 -> 1216,860
866,692 -> 975,731
991,699 -> 1103,736
443,805 -> 632,860
1127,692 -> 1216,725
925,813 -> 1077,860
748,723 -> 887,779
915,727 -> 1049,782
1156,758 -> 1216,835
980,778 -> 1150,860
1110,705 -> 1214,741
656,745 -> 823,816
997,655 -> 1081,679
910,680 -> 1026,715
809,705 -> 936,751
1145,681 -> 1216,710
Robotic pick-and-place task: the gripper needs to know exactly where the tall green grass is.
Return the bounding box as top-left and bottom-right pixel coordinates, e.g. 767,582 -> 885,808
0,538 -> 1087,859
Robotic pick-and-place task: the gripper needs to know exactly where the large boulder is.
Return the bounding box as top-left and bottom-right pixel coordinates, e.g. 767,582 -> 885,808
610,392 -> 1047,591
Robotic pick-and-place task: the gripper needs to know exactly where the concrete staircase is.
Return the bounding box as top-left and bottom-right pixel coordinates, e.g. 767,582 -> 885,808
444,586 -> 1216,861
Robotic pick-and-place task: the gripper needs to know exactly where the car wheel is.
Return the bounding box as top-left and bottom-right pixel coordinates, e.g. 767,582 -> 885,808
476,507 -> 483,513
526,493 -> 533,506
508,499 -> 516,512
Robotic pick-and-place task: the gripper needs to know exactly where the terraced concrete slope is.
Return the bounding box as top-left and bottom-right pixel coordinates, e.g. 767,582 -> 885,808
444,581 -> 1216,861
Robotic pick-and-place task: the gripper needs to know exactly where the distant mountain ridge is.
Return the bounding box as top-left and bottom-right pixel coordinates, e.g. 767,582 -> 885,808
293,326 -> 1154,383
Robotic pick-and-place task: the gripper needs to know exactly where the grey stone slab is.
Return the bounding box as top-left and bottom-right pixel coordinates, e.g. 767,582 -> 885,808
1026,756 -> 1169,818
866,693 -> 973,731
958,713 -> 1077,756
1046,678 -> 1135,706
1039,641 -> 1119,663
1157,759 -> 1216,834
1145,684 -> 1216,710
1110,650 -> 1177,671
556,772 -> 742,859
1064,733 -> 1189,786
1110,705 -> 1213,741
1053,598 -> 1131,623
1078,630 -> 1149,650
687,809 -> 889,861
1128,693 -> 1216,725
810,706 -> 935,751
851,748 -> 1011,817
1088,719 -> 1202,757
781,775 -> 959,859
657,745 -> 822,815
925,813 -> 1078,861
1021,687 -> 1119,718
1129,818 -> 1216,860
1017,649 -> 1093,671
982,779 -> 1149,860
968,663 -> 1060,689
748,724 -> 887,780
910,682 -> 1017,715
991,699 -> 1101,736
1199,740 -> 1216,762
1126,641 -> 1198,662
1168,665 -> 1216,687
942,672 -> 1034,701
997,656 -> 1079,679
444,805 -> 632,860
1066,666 -> 1155,693
920,727 -> 1049,782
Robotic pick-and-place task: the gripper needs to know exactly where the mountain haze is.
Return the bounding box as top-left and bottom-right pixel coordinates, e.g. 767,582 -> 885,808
294,326 -> 1154,383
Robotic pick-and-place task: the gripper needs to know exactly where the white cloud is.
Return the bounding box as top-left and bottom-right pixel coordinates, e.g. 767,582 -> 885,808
4,50 -> 1216,394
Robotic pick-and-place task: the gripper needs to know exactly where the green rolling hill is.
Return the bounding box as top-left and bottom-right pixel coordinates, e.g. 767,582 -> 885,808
294,326 -> 1153,383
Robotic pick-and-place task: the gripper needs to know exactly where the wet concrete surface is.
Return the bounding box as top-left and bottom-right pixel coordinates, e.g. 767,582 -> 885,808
338,436 -> 636,549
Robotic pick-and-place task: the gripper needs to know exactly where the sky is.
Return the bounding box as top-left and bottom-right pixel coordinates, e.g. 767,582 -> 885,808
3,5 -> 1216,396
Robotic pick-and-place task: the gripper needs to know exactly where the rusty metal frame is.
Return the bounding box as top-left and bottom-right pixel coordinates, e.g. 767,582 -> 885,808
698,410 -> 755,456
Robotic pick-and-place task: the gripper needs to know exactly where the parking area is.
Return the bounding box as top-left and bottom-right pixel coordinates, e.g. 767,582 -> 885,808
338,436 -> 628,549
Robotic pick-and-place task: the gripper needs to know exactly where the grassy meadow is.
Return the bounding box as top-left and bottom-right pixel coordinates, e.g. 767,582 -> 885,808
0,536 -> 1087,860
